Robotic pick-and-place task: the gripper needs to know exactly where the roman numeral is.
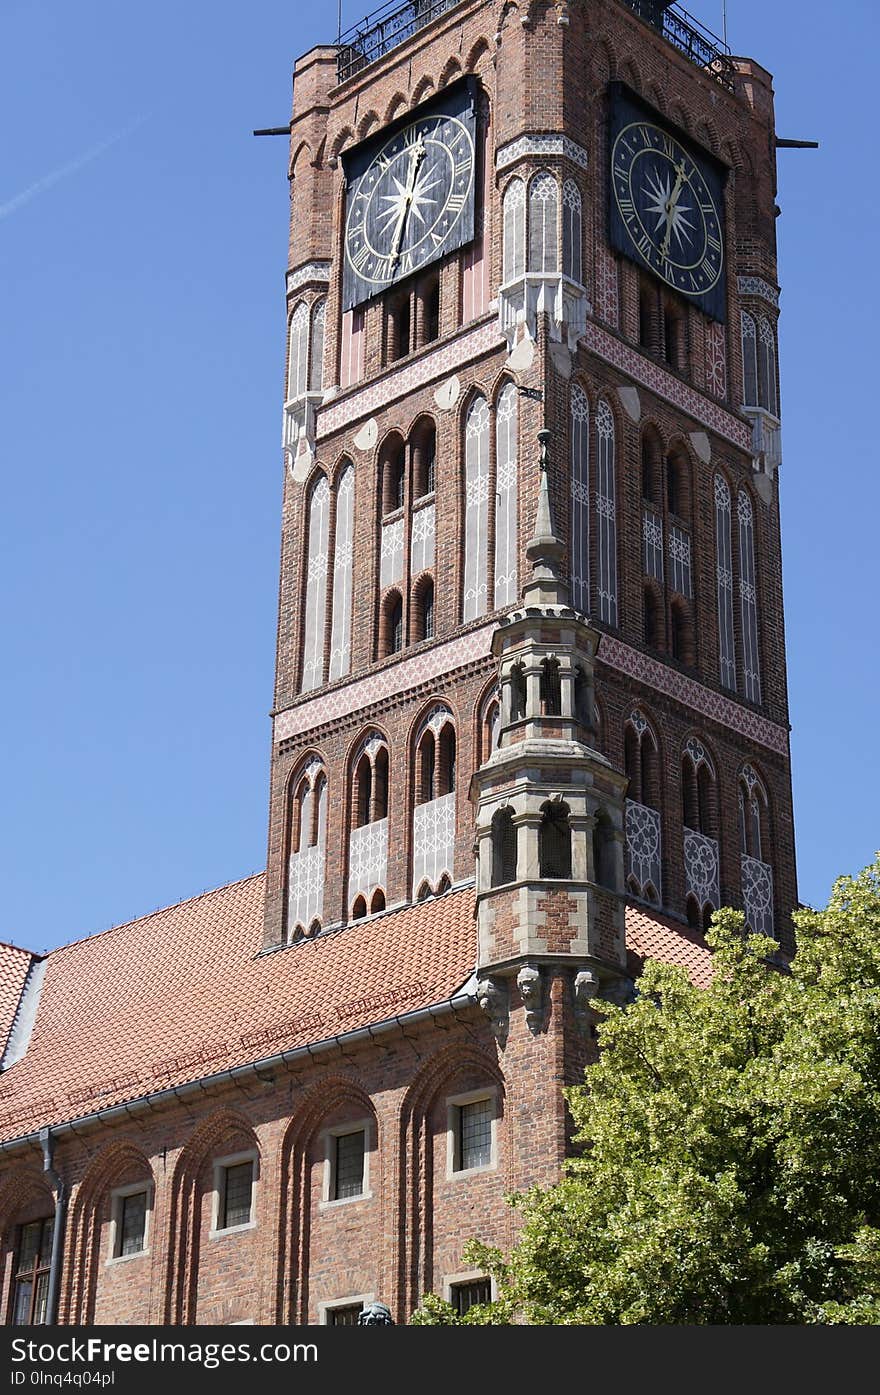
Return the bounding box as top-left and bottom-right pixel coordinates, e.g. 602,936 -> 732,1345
636,233 -> 653,259
447,194 -> 466,214
707,234 -> 722,253
430,232 -> 444,247
351,245 -> 371,271
619,197 -> 635,215
662,135 -> 677,158
399,252 -> 414,275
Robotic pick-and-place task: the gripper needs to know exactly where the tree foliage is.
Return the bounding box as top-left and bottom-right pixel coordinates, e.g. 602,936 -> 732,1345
412,858 -> 880,1324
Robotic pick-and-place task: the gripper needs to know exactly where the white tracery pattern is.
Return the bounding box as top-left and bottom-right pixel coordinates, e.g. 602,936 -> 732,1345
714,475 -> 737,692
328,462 -> 354,683
669,524 -> 693,599
287,301 -> 309,401
705,320 -> 727,400
595,400 -> 618,627
626,799 -> 662,903
643,508 -> 664,582
741,311 -> 758,408
562,180 -> 583,285
570,385 -> 590,614
412,792 -> 456,896
494,382 -> 519,609
528,172 -> 559,274
380,517 -> 405,589
462,396 -> 491,621
349,818 -> 388,902
742,854 -> 774,937
287,764 -> 327,935
309,299 -> 326,394
410,502 -> 436,576
502,178 -> 526,283
684,736 -> 712,774
684,827 -> 720,912
757,315 -> 778,417
737,490 -> 762,704
301,476 -> 330,692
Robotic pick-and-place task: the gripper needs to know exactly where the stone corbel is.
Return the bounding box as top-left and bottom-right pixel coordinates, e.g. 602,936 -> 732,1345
517,963 -> 544,1034
477,977 -> 509,1047
573,967 -> 600,1032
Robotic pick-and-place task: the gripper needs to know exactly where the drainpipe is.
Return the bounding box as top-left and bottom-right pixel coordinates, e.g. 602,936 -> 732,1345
39,1127 -> 66,1325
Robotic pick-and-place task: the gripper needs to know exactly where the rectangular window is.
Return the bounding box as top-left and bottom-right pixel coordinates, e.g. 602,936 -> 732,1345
12,1218 -> 53,1325
116,1190 -> 148,1258
328,1304 -> 363,1326
219,1161 -> 254,1231
333,1130 -> 366,1201
450,1278 -> 492,1316
456,1098 -> 493,1172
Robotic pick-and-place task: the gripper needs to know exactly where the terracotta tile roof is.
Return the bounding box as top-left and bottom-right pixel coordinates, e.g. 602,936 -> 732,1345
0,943 -> 37,1054
0,875 -> 477,1144
0,878 -> 712,1146
625,903 -> 713,988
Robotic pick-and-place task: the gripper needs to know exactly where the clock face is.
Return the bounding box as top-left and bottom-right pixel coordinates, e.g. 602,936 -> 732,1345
607,86 -> 727,322
341,83 -> 477,311
612,121 -> 723,297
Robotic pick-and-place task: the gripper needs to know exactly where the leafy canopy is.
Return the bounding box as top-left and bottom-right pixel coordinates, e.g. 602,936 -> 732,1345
412,858 -> 880,1324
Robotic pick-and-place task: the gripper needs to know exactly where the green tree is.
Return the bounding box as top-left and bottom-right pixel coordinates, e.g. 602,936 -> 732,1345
412,858 -> 880,1324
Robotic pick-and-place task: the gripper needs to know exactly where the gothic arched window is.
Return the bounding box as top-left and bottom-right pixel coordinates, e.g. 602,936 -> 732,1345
741,311 -> 758,408
570,384 -> 590,613
287,301 -> 309,401
286,758 -> 327,940
349,733 -> 390,915
562,179 -> 583,284
528,172 -> 559,273
681,737 -> 720,926
309,298 -> 326,393
757,315 -> 778,416
412,706 -> 457,896
462,395 -> 491,622
714,474 -> 737,692
502,177 -> 526,283
738,489 -> 761,704
738,764 -> 774,937
494,381 -> 519,609
300,474 -> 330,693
595,400 -> 618,627
328,460 -> 355,683
624,711 -> 661,904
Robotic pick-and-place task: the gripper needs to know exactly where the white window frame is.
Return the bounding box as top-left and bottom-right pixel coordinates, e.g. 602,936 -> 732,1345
446,1088 -> 498,1180
443,1269 -> 498,1312
318,1292 -> 375,1326
106,1181 -> 153,1266
320,1120 -> 372,1209
210,1150 -> 259,1238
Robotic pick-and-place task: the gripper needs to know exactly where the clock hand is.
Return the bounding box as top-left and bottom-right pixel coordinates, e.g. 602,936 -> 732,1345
391,135 -> 427,267
660,160 -> 688,259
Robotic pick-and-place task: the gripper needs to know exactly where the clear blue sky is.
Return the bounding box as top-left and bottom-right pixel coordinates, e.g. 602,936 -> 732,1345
1,2 -> 876,953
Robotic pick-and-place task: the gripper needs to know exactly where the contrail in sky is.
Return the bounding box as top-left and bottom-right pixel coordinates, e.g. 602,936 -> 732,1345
0,118 -> 146,223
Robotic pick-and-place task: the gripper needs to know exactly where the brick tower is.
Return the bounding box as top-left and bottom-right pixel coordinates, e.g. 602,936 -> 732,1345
264,0 -> 796,959
0,0 -> 801,1329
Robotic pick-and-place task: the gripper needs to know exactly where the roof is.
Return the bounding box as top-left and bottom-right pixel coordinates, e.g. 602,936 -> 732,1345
0,878 -> 712,1147
0,943 -> 37,1051
0,876 -> 476,1145
626,903 -> 713,988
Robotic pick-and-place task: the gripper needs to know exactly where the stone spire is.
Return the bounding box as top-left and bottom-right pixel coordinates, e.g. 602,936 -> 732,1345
523,429 -> 569,609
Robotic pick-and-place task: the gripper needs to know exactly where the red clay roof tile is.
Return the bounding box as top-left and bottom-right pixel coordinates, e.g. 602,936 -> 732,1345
0,943 -> 37,1055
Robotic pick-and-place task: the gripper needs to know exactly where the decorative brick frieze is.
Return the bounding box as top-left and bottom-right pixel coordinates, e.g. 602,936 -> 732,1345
582,322 -> 751,450
495,133 -> 590,171
737,274 -> 780,309
598,635 -> 789,755
287,261 -> 332,294
274,623 -> 497,745
316,320 -> 504,438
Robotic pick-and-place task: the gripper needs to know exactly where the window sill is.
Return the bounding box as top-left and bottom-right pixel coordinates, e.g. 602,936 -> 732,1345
319,1190 -> 373,1212
208,1220 -> 257,1240
106,1248 -> 149,1268
446,1163 -> 497,1182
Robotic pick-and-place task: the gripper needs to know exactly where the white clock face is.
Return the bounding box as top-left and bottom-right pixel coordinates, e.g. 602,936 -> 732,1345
344,113 -> 475,290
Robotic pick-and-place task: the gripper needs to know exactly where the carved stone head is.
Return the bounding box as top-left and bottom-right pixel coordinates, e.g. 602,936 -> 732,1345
357,1301 -> 394,1325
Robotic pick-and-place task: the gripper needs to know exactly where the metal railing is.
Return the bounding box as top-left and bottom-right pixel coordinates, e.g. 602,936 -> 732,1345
337,0 -> 463,84
622,2 -> 736,90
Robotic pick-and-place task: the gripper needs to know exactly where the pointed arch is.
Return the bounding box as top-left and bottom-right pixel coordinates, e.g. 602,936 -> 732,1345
502,177 -> 526,283
300,472 -> 330,692
461,393 -> 490,621
527,171 -> 559,273
570,383 -> 590,612
714,472 -> 736,691
494,380 -> 519,608
595,398 -> 618,626
562,179 -> 583,284
738,488 -> 761,703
